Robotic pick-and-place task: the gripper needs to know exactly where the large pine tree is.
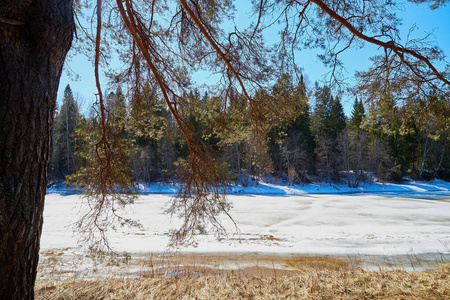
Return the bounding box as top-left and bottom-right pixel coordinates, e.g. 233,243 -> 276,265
0,1 -> 74,298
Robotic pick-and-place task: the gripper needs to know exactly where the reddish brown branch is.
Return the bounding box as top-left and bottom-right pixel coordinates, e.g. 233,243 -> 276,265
94,0 -> 110,166
116,0 -> 201,157
308,0 -> 450,87
178,0 -> 255,104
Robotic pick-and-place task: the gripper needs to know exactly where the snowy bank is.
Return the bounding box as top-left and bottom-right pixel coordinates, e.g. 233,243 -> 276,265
47,179 -> 450,196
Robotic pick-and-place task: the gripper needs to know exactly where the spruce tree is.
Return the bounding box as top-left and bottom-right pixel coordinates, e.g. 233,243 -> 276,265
349,98 -> 365,131
313,85 -> 347,182
343,98 -> 369,187
329,96 -> 347,140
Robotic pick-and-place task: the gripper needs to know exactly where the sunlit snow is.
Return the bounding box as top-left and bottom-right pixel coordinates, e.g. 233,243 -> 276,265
42,180 -> 450,258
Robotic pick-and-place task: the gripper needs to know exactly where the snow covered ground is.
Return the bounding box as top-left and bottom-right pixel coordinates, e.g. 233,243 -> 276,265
40,180 -> 450,277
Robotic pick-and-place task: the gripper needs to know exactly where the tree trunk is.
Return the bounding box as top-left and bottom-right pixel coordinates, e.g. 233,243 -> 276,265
434,134 -> 447,177
0,1 -> 74,299
420,135 -> 429,178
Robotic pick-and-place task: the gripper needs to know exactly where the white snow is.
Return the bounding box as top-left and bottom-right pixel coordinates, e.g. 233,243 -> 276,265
42,180 -> 450,254
40,180 -> 450,276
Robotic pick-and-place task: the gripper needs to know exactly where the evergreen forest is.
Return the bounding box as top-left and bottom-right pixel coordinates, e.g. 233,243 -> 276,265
50,75 -> 449,190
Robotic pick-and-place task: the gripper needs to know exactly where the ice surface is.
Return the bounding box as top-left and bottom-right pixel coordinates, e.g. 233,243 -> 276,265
42,180 -> 450,257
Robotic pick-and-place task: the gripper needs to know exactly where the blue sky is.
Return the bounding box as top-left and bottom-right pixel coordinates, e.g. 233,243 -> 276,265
58,1 -> 450,116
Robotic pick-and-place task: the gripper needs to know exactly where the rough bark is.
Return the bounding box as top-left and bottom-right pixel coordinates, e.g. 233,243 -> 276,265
0,1 -> 74,299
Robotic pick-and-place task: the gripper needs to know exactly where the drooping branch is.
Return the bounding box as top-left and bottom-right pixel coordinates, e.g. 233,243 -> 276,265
94,0 -> 110,166
178,0 -> 256,105
70,0 -> 140,254
116,0 -> 196,154
116,0 -> 237,244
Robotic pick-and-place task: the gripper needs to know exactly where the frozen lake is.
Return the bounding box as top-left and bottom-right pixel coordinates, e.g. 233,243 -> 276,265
39,187 -> 450,278
39,188 -> 450,279
41,191 -> 450,256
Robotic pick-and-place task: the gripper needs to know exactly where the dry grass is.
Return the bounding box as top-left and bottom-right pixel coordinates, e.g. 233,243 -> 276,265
36,262 -> 450,299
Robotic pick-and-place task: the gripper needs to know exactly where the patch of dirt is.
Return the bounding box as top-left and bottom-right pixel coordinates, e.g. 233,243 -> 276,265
135,253 -> 359,278
38,249 -> 448,280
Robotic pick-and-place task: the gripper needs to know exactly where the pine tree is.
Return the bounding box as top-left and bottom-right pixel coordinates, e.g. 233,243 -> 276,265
218,88 -> 251,183
51,84 -> 80,179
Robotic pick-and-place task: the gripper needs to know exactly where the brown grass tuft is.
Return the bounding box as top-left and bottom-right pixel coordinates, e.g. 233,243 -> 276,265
36,263 -> 450,299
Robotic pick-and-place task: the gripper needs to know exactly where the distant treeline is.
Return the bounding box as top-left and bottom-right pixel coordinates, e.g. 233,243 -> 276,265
50,75 -> 449,188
